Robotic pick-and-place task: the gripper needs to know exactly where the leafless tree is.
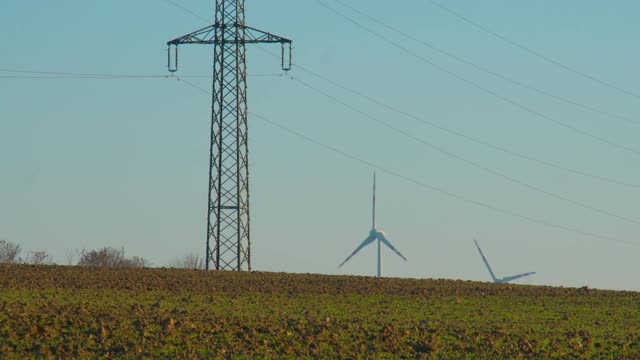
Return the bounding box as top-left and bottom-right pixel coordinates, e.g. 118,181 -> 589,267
170,253 -> 204,269
78,247 -> 150,268
24,250 -> 55,265
65,249 -> 80,266
0,240 -> 22,264
127,256 -> 151,268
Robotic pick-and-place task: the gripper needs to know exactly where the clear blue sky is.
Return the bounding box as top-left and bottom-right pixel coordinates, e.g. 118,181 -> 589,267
1,1 -> 639,291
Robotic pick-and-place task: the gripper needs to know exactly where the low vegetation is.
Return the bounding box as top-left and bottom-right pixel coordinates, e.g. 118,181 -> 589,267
1,265 -> 639,358
0,240 -> 154,268
0,240 -> 54,265
169,252 -> 204,270
77,247 -> 150,268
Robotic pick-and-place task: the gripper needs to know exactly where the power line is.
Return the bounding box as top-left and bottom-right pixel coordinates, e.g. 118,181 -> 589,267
333,0 -> 639,126
256,44 -> 640,189
0,69 -> 175,78
0,69 -> 283,79
174,74 -> 636,246
172,75 -> 211,94
160,0 -> 211,24
427,0 -> 640,101
0,75 -> 175,79
295,64 -> 640,189
250,112 -> 635,247
13,2 -> 632,226
0,75 -> 282,79
156,0 -> 638,246
317,1 -> 640,157
160,0 -> 640,188
291,75 -> 640,228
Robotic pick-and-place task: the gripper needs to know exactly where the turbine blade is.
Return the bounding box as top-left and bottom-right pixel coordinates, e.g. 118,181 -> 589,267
339,234 -> 376,268
500,272 -> 536,283
377,233 -> 407,261
474,240 -> 498,282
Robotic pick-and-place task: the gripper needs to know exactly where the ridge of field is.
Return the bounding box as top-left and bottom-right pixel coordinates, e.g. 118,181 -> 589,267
1,265 -> 639,358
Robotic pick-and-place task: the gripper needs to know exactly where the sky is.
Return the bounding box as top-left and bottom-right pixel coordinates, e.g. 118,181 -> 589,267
1,1 -> 640,291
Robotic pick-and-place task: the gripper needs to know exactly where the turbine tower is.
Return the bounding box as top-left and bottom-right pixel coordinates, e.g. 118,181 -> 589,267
166,1 -> 292,270
339,173 -> 407,277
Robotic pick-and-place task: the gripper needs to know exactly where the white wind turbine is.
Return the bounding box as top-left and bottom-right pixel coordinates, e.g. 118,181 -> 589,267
339,173 -> 407,277
474,240 -> 536,283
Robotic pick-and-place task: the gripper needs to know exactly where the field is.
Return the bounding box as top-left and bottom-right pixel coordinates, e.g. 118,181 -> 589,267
1,265 -> 639,358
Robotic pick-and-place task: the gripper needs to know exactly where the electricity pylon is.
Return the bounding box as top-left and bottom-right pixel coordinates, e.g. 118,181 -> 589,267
167,1 -> 292,270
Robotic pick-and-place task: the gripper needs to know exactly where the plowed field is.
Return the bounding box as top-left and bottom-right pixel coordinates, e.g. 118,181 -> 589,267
1,265 -> 639,358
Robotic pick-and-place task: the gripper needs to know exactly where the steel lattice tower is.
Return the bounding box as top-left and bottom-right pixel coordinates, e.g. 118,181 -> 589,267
167,1 -> 292,270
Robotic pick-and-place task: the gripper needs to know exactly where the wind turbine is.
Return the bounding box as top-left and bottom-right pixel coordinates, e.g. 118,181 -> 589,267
339,173 -> 407,277
474,240 -> 535,283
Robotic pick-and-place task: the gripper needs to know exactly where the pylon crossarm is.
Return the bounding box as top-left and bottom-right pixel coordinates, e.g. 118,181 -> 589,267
243,25 -> 292,44
167,24 -> 292,45
167,23 -> 292,72
167,24 -> 217,45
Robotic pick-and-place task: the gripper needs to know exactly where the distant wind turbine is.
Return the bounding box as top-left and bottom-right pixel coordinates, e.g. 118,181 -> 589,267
339,173 -> 407,277
474,239 -> 535,283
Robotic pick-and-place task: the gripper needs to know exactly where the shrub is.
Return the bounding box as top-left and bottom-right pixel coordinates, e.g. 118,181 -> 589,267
170,253 -> 205,269
78,247 -> 150,268
0,240 -> 22,264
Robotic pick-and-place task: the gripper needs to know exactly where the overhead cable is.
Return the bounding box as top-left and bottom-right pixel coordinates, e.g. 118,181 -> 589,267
251,111 -> 635,247
174,74 -> 636,246
291,75 -> 640,227
333,0 -> 639,126
295,64 -> 640,189
160,0 -> 212,24
427,0 -> 640,100
317,1 -> 640,157
0,69 -> 282,79
163,0 -> 640,188
162,0 -> 639,245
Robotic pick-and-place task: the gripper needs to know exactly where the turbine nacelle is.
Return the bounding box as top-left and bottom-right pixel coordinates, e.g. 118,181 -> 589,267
370,228 -> 386,237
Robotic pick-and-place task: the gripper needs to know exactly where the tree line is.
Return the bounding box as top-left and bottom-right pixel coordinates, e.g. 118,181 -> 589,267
0,240 -> 204,269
